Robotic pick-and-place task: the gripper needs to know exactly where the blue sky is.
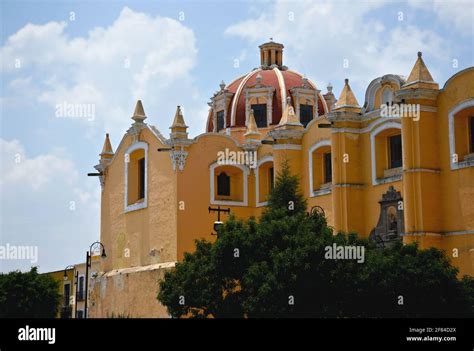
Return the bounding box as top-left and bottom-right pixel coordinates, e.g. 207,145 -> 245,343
1,0 -> 473,273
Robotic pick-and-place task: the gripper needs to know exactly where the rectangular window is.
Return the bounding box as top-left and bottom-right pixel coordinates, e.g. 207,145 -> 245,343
300,104 -> 313,127
138,158 -> 145,199
217,172 -> 230,196
323,152 -> 332,183
269,167 -> 274,190
63,283 -> 70,306
78,276 -> 85,301
389,134 -> 402,169
470,116 -> 474,152
251,104 -> 267,128
217,111 -> 225,132
77,310 -> 84,319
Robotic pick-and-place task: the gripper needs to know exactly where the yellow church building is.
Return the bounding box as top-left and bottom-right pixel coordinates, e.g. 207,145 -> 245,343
88,41 -> 474,318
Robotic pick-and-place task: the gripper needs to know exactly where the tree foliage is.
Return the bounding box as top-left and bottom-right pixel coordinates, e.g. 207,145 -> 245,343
158,161 -> 473,318
0,267 -> 61,318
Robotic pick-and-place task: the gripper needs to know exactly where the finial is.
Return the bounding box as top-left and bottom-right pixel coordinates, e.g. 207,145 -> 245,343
417,51 -> 422,58
132,100 -> 147,124
344,78 -> 349,85
327,82 -> 333,93
220,80 -> 226,90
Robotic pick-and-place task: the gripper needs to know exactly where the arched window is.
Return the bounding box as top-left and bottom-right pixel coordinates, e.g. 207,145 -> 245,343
217,172 -> 230,196
210,163 -> 249,206
124,142 -> 148,212
255,156 -> 274,207
370,122 -> 402,185
448,99 -> 474,169
308,140 -> 332,197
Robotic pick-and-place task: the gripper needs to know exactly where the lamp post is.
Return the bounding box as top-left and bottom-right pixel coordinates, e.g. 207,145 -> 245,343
63,265 -> 77,318
208,206 -> 230,237
84,241 -> 106,318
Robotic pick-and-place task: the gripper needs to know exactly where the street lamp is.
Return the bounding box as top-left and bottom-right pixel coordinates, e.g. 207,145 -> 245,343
84,241 -> 106,318
63,265 -> 78,318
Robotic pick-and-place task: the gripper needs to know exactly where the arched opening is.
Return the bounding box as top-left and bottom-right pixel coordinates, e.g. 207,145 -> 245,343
309,140 -> 332,196
449,100 -> 474,169
124,142 -> 148,212
371,123 -> 402,184
210,163 -> 248,206
256,157 -> 274,206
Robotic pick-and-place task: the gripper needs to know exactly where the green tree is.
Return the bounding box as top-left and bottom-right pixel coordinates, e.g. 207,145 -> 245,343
158,162 -> 473,318
0,267 -> 61,318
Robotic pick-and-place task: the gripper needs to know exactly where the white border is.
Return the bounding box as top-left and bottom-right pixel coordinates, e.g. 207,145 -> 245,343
231,69 -> 261,126
273,144 -> 302,150
273,67 -> 287,112
124,141 -> 148,212
370,122 -> 402,185
308,139 -> 331,197
255,156 -> 274,207
449,98 -> 474,170
210,162 -> 249,206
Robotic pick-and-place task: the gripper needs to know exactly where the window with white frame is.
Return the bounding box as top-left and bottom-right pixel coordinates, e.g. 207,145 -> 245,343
124,142 -> 148,212
210,163 -> 248,206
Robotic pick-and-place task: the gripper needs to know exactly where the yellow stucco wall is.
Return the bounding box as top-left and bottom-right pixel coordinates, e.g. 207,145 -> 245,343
90,67 -> 473,317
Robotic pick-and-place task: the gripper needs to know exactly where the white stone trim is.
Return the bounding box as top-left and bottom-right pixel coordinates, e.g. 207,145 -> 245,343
332,116 -> 401,135
448,98 -> 474,170
402,230 -> 474,237
273,144 -> 302,150
231,69 -> 260,126
404,168 -> 440,174
370,122 -> 402,185
287,69 -> 328,115
124,141 -> 148,213
255,156 -> 274,207
210,162 -> 249,206
273,67 -> 287,112
308,139 -> 331,197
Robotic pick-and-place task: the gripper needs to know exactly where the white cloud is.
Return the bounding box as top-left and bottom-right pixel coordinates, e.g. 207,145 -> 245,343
1,7 -> 201,139
407,0 -> 473,33
225,0 -> 450,103
0,139 -> 79,190
0,138 -> 99,272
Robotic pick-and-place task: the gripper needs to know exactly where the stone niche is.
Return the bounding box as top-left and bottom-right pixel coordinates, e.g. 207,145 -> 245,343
369,186 -> 404,248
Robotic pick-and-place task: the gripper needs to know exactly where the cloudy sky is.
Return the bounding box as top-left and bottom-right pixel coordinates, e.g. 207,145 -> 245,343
1,0 -> 472,273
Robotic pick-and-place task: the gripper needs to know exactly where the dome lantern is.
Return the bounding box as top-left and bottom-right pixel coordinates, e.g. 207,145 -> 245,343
259,39 -> 284,69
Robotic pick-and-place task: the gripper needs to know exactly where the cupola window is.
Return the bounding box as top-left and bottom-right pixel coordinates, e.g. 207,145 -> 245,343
217,111 -> 225,132
300,104 -> 313,127
251,104 -> 267,128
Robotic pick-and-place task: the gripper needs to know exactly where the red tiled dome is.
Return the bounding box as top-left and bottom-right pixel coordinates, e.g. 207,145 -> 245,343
206,68 -> 328,132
